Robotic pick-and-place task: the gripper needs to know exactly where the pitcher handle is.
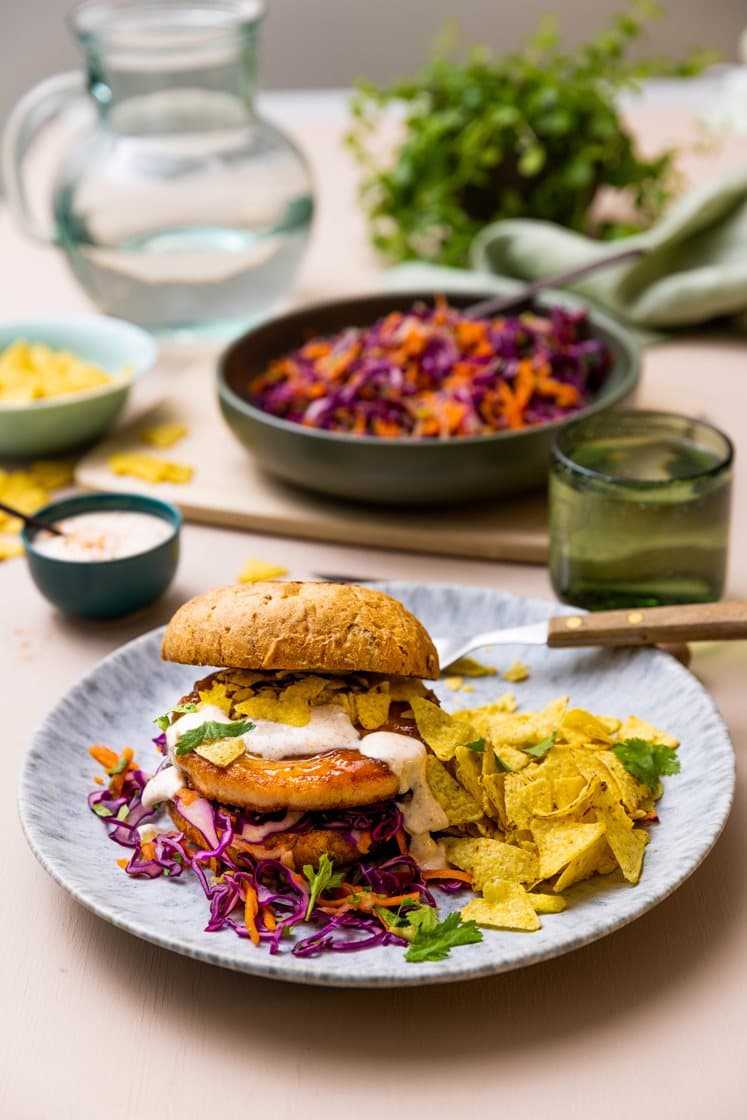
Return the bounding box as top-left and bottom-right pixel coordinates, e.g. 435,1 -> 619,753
2,71 -> 84,244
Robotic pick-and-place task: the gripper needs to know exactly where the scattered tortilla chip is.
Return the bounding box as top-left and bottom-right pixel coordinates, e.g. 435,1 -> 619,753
355,687 -> 391,730
493,744 -> 532,771
234,676 -> 329,726
502,660 -> 530,683
462,880 -> 541,931
410,697 -> 477,761
444,656 -> 497,677
197,681 -> 233,713
469,838 -> 538,889
194,737 -> 246,767
529,892 -> 567,913
442,837 -> 481,870
595,788 -> 649,884
0,535 -> 24,560
617,715 -> 679,750
28,459 -> 76,489
139,423 -> 188,448
425,755 -> 483,826
237,557 -> 289,583
503,773 -> 552,830
531,819 -> 606,880
553,834 -> 612,892
559,708 -> 616,746
108,452 -> 193,484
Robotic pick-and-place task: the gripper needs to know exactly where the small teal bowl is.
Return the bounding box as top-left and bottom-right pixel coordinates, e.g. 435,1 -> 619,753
21,492 -> 181,619
0,315 -> 157,458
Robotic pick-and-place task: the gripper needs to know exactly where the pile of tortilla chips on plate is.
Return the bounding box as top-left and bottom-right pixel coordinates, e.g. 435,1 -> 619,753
412,692 -> 679,933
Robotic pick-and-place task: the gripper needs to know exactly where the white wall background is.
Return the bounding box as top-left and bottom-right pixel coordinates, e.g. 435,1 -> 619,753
1,0 -> 745,129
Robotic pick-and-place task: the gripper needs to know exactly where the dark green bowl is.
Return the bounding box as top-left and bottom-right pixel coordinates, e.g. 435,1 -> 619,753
22,492 -> 181,619
218,290 -> 639,506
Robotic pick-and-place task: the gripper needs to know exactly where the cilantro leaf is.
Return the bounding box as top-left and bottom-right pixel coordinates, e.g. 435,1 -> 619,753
303,854 -> 344,921
524,731 -> 558,758
153,701 -> 197,732
611,737 -> 681,788
494,753 -> 514,772
465,738 -> 486,753
405,910 -> 483,963
175,718 -> 254,757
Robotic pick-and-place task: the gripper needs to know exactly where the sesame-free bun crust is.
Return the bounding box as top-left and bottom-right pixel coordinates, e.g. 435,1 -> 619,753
161,581 -> 439,679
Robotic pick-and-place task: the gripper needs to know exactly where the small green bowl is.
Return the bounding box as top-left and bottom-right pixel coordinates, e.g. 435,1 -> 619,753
0,315 -> 157,458
218,290 -> 640,506
22,492 -> 181,619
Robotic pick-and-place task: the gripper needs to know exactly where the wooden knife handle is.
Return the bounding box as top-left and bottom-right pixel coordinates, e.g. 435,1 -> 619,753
547,601 -> 747,647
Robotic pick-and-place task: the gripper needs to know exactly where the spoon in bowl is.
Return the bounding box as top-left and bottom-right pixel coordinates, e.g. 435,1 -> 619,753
464,245 -> 646,319
0,499 -> 65,537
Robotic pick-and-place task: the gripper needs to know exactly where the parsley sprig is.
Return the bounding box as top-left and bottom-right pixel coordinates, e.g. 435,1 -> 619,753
524,731 -> 558,758
612,737 -> 681,788
175,719 -> 254,757
303,854 -> 344,921
153,701 -> 197,732
404,907 -> 483,963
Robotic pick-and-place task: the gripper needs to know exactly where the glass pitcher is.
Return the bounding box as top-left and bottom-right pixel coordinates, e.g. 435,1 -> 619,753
3,0 -> 314,339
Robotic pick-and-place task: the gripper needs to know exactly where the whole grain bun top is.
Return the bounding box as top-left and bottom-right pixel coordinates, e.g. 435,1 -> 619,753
161,581 -> 439,679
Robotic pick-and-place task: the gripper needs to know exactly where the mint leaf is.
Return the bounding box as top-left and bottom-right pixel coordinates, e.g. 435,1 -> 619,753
524,731 -> 558,758
611,737 -> 681,788
153,701 -> 197,732
303,854 -> 344,921
175,718 -> 254,757
405,910 -> 483,963
465,738 -> 486,753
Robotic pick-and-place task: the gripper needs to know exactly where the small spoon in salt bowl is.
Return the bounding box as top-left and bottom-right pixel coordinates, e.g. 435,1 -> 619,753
0,498 -> 66,537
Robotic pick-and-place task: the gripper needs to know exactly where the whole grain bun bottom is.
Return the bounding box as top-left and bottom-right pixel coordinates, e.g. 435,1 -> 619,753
161,581 -> 439,679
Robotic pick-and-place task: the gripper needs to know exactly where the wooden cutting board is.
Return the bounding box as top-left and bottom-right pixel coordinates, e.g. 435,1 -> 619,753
76,356 -> 550,563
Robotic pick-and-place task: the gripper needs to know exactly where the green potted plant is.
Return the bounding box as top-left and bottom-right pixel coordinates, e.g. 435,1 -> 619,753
347,1 -> 715,266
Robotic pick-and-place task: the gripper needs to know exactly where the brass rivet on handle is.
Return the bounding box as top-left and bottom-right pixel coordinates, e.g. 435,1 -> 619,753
627,611 -> 644,624
565,617 -> 583,629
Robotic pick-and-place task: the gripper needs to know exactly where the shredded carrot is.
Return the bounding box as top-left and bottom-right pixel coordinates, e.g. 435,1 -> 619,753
261,905 -> 277,931
395,828 -> 408,855
93,775 -> 104,786
89,744 -> 119,770
243,883 -> 261,945
140,841 -> 156,861
248,299 -> 605,439
423,868 -> 473,884
176,787 -> 199,805
356,829 -> 373,854
117,858 -> 129,870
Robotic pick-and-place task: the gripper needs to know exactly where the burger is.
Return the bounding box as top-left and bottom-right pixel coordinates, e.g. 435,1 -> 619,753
141,581 -> 449,872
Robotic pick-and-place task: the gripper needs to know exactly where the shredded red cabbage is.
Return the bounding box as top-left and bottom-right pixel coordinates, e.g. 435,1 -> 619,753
88,753 -> 462,958
248,299 -> 611,439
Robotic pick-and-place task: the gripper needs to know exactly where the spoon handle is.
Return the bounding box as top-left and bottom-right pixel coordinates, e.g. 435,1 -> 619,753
0,498 -> 64,536
466,246 -> 646,319
547,601 -> 747,647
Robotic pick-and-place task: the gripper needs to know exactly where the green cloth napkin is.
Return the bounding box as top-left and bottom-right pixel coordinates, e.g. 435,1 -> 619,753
388,172 -> 747,334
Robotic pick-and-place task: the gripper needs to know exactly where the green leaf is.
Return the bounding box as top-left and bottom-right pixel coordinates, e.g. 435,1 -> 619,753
92,803 -> 113,818
153,701 -> 197,732
517,144 -> 546,177
303,854 -> 344,921
524,731 -> 558,758
116,804 -> 130,821
175,719 -> 255,757
465,738 -> 486,753
611,737 -> 681,788
405,910 -> 483,963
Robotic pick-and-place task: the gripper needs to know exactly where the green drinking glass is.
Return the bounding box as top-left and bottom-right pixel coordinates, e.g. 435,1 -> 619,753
549,410 -> 734,610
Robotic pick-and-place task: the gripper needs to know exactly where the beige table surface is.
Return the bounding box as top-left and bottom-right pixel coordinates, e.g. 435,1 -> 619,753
2,89 -> 747,1120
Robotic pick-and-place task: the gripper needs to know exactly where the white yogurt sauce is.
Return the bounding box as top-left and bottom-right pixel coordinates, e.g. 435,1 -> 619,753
146,703 -> 449,858
34,511 -> 172,562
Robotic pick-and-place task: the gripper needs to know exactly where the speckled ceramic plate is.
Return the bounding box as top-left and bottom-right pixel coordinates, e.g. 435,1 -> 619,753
18,582 -> 735,988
